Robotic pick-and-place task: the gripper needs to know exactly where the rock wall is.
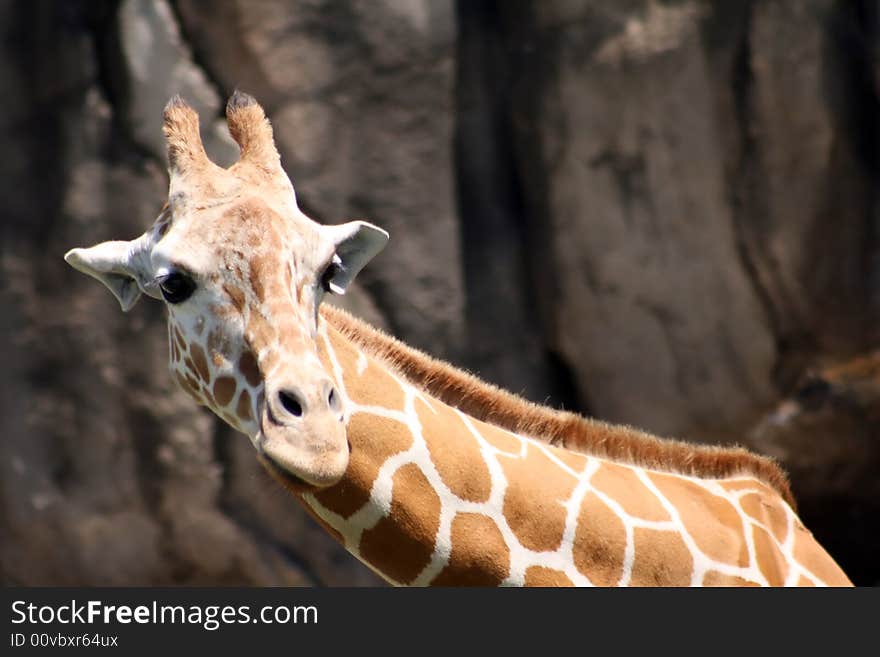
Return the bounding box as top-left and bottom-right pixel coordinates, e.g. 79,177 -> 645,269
2,0 -> 877,585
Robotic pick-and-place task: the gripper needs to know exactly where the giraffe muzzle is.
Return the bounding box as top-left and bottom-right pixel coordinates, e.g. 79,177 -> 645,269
258,378 -> 350,488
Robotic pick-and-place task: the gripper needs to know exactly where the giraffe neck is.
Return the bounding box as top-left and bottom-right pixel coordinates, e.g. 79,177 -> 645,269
280,310 -> 852,587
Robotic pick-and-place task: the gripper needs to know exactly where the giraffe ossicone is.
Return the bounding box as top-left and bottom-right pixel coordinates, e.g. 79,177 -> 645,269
65,93 -> 853,586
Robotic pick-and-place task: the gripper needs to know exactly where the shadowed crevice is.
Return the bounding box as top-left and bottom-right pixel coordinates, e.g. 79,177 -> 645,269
454,0 -> 576,407
821,0 -> 880,344
724,1 -> 816,391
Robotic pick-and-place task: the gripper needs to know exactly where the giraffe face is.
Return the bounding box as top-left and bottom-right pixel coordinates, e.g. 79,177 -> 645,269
64,93 -> 388,488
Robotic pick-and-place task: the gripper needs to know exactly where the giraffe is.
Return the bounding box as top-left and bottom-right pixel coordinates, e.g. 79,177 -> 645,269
64,92 -> 853,587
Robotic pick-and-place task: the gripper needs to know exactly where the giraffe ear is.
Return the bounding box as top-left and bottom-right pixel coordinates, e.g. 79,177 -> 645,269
64,240 -> 147,312
323,221 -> 389,294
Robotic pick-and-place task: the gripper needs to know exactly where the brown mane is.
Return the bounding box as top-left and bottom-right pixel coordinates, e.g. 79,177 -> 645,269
321,305 -> 795,508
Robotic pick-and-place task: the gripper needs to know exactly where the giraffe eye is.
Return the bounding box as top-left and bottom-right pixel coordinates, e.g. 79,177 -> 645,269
158,271 -> 196,304
320,261 -> 345,294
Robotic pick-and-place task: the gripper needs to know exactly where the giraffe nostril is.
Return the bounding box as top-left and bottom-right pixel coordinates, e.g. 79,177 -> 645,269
278,390 -> 303,418
327,386 -> 341,413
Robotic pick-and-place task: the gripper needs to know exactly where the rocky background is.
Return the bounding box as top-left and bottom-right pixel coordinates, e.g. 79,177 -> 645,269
1,0 -> 877,586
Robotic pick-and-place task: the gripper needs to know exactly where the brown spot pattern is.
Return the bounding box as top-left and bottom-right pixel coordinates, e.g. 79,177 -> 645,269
591,463 -> 670,522
431,513 -> 509,586
740,493 -> 789,544
718,479 -> 766,493
703,571 -> 760,587
223,284 -> 246,312
554,448 -> 589,472
752,524 -> 786,586
720,478 -> 776,497
792,526 -> 852,586
239,350 -> 261,387
190,343 -> 210,382
173,326 -> 186,353
248,256 -> 266,301
313,414 -> 413,518
572,492 -> 626,585
213,376 -> 236,407
185,372 -> 202,394
477,421 -> 523,454
321,305 -> 795,507
418,398 -> 491,503
175,371 -> 199,399
336,353 -> 405,412
649,473 -> 748,567
524,566 -> 574,587
178,372 -> 204,404
498,444 -> 577,552
202,387 -> 216,407
236,389 -> 253,422
359,464 -> 440,585
629,529 -> 693,586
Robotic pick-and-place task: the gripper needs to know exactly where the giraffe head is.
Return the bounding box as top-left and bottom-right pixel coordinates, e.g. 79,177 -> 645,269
64,92 -> 388,488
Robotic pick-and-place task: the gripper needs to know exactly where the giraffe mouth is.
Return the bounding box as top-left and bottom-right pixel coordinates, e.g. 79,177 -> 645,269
256,451 -> 313,492
257,401 -> 350,489
256,421 -> 313,489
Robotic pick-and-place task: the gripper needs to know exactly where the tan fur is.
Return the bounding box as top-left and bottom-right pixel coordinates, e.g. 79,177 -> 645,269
431,513 -> 510,586
573,492 -> 628,584
162,96 -> 214,174
321,304 -> 796,508
359,463 -> 441,583
225,91 -> 280,170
